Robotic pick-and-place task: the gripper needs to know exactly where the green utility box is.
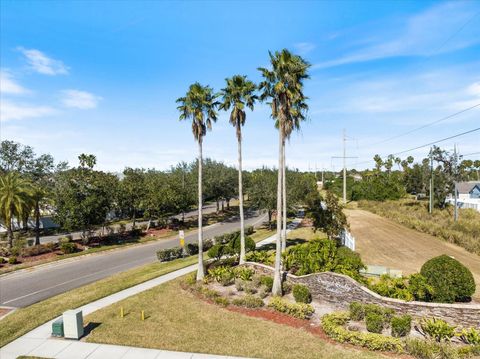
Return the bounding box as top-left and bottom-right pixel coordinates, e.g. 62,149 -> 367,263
52,318 -> 64,337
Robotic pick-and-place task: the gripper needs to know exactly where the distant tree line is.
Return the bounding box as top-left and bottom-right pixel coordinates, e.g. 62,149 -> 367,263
0,140 -> 317,248
325,146 -> 480,207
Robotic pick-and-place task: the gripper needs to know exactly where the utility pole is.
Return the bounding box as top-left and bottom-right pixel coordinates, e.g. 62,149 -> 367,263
453,144 -> 458,222
332,129 -> 357,204
429,148 -> 434,214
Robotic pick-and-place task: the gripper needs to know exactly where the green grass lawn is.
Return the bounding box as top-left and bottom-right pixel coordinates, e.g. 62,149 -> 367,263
84,279 -> 387,359
0,256 -> 197,348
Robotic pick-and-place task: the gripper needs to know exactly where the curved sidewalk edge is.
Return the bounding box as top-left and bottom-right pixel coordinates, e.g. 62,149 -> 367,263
0,264 -> 248,359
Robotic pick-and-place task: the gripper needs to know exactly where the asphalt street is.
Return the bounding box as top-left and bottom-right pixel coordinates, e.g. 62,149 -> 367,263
32,203 -> 219,244
0,210 -> 267,308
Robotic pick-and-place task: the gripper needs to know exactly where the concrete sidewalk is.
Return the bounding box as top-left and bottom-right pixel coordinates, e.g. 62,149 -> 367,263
0,264 -> 246,359
255,217 -> 303,248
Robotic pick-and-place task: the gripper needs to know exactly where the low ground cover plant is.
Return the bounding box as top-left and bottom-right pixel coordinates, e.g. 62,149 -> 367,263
268,296 -> 315,319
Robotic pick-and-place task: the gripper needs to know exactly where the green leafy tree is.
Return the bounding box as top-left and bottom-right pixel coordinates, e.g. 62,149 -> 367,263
53,157 -> 118,240
309,191 -> 348,239
247,167 -> 277,226
120,168 -> 146,227
258,49 -> 310,295
219,75 -> 257,264
177,82 -> 218,281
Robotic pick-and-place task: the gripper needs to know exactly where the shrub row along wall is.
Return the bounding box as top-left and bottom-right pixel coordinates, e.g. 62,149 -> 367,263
244,262 -> 480,328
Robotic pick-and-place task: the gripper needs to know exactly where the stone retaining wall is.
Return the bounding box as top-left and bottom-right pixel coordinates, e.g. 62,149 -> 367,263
245,262 -> 480,328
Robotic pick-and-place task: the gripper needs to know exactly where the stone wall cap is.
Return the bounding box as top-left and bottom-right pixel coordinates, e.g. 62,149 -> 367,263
243,262 -> 480,310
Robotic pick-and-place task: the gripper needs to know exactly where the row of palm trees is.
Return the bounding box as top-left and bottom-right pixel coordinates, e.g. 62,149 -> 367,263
177,49 -> 310,294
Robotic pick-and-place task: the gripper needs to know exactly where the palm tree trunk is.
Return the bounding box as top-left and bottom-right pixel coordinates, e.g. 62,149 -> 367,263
197,139 -> 205,280
34,200 -> 41,245
272,126 -> 284,296
281,138 -> 287,252
238,130 -> 246,264
7,215 -> 13,248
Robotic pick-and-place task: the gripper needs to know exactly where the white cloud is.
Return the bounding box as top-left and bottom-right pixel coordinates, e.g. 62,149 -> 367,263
314,2 -> 480,69
18,47 -> 69,75
0,69 -> 29,94
0,100 -> 56,121
293,42 -> 316,56
61,90 -> 102,109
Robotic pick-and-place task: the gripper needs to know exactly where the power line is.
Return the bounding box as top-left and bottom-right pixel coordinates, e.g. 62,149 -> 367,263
370,103 -> 480,146
462,151 -> 480,158
392,127 -> 480,156
354,127 -> 480,166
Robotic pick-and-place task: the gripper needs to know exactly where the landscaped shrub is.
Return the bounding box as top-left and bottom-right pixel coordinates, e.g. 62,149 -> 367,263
243,281 -> 258,294
292,284 -> 312,303
232,295 -> 264,308
391,315 -> 412,337
407,273 -> 434,302
418,318 -> 456,342
235,279 -> 245,291
321,312 -> 404,352
366,312 -> 384,333
213,296 -> 229,307
268,297 -> 314,319
229,236 -> 256,256
459,328 -> 480,345
368,275 -> 414,301
404,338 -> 465,359
260,275 -> 273,292
233,267 -> 254,281
156,247 -> 183,262
0,257 -> 5,264
208,266 -> 234,283
283,239 -> 366,280
349,302 -> 365,321
185,243 -> 198,256
60,242 -> 77,254
245,250 -> 274,265
282,281 -> 292,295
363,304 -> 395,323
8,256 -> 17,264
207,244 -> 233,261
334,246 -> 366,281
420,255 -> 475,303
20,244 -> 54,257
245,226 -> 254,235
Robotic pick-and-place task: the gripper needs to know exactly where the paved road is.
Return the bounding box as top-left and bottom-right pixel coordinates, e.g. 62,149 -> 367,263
33,203 -> 218,244
0,210 -> 267,308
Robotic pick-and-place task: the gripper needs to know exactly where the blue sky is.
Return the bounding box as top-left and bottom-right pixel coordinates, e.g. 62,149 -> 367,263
1,0 -> 479,172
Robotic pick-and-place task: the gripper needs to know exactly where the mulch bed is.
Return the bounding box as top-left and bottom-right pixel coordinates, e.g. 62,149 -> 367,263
186,283 -> 411,359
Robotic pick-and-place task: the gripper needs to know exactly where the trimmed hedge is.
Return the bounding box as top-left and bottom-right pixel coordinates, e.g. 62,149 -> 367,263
365,312 -> 384,334
156,247 -> 183,262
420,255 -> 475,303
292,284 -> 312,304
260,275 -> 273,292
321,312 -> 404,353
268,297 -> 314,319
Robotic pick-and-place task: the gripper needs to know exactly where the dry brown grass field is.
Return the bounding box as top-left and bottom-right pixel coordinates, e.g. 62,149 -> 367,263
346,209 -> 480,301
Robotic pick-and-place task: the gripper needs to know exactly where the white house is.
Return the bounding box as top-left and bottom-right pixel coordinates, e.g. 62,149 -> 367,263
446,181 -> 480,212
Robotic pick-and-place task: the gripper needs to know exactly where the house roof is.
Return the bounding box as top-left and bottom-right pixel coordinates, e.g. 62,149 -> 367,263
457,181 -> 480,194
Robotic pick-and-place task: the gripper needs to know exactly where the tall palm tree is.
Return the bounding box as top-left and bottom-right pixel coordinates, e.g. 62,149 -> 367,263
219,75 -> 257,264
0,172 -> 34,248
177,82 -> 218,280
258,49 -> 310,295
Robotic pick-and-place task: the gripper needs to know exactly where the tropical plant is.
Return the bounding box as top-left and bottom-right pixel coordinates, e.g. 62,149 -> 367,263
177,82 -> 218,280
219,75 -> 257,264
0,172 -> 34,248
258,49 -> 310,295
418,318 -> 457,342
